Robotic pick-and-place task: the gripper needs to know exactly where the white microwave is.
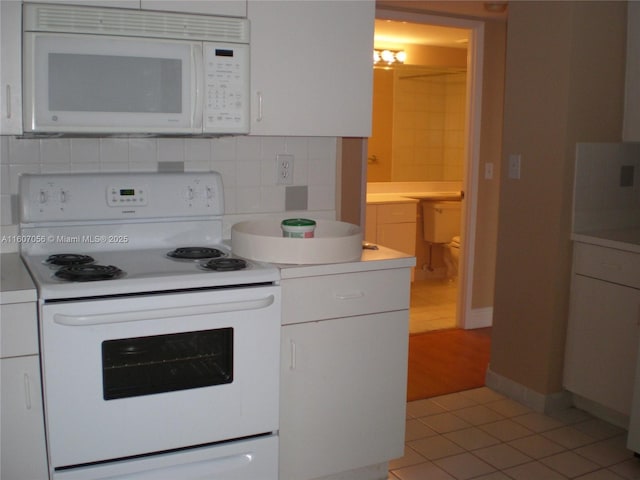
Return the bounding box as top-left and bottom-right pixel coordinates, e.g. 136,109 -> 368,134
22,3 -> 250,136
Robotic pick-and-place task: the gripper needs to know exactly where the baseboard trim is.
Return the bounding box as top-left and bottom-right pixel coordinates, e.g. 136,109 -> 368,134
465,306 -> 493,329
485,366 -> 573,413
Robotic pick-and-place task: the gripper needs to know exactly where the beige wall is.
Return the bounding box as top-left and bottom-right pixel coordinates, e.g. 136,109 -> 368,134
471,19 -> 505,310
491,1 -> 627,395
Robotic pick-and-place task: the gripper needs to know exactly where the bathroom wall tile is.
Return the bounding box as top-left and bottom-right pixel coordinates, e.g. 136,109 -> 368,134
40,138 -> 71,164
70,138 -> 100,164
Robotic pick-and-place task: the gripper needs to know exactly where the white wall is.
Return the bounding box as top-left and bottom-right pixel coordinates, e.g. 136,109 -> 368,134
0,135 -> 339,250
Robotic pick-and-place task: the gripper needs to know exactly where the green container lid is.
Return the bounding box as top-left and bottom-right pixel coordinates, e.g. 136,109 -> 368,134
281,218 -> 316,227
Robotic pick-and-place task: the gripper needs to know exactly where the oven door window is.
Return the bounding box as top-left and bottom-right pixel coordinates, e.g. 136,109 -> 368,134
102,328 -> 233,400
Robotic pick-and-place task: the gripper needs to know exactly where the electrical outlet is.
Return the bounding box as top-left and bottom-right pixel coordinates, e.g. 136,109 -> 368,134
276,154 -> 294,185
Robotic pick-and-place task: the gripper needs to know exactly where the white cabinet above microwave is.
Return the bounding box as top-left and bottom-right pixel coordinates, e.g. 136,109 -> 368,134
20,2 -> 250,136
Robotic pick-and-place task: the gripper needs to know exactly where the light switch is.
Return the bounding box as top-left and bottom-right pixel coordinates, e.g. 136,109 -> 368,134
508,154 -> 521,179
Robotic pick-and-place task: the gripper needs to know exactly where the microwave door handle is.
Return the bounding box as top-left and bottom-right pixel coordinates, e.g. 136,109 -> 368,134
53,295 -> 275,326
192,43 -> 204,130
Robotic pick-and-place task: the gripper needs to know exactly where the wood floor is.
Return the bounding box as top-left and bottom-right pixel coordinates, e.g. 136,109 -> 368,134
407,327 -> 492,402
407,279 -> 491,402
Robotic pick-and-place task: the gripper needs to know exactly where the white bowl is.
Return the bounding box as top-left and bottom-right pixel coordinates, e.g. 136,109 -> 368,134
231,219 -> 363,264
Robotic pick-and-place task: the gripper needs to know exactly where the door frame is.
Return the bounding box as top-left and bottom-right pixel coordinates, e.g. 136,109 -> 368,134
373,9 -> 486,329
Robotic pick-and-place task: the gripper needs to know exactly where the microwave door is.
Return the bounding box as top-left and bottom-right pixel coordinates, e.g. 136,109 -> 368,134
23,33 -> 201,134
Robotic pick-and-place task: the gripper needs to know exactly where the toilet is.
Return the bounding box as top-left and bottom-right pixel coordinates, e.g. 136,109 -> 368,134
422,201 -> 461,278
444,235 -> 461,278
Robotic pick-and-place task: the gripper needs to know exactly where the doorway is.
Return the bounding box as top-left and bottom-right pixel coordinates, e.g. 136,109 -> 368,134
369,10 -> 486,331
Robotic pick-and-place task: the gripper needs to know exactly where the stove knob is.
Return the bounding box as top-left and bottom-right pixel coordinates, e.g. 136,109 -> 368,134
39,189 -> 48,203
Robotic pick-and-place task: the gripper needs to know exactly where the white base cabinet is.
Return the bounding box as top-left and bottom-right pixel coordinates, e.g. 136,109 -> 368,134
564,242 -> 640,418
279,267 -> 410,480
1,301 -> 48,480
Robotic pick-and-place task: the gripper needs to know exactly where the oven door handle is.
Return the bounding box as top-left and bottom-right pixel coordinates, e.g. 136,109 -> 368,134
53,296 -> 275,326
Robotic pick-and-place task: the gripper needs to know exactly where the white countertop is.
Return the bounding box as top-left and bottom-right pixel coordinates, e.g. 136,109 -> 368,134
0,253 -> 37,304
572,228 -> 640,254
278,244 -> 416,279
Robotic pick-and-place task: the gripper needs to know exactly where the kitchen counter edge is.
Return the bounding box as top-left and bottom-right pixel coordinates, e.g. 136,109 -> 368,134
0,253 -> 37,304
278,245 -> 416,279
572,228 -> 640,254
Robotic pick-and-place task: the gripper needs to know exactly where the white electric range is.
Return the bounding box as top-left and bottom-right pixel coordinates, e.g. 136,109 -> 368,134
19,172 -> 281,480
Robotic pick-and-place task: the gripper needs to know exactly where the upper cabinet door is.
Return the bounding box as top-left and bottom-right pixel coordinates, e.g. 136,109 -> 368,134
0,0 -> 22,135
248,0 -> 374,137
141,0 -> 247,17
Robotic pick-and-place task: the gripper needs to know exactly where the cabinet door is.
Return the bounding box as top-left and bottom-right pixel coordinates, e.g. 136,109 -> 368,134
280,311 -> 408,480
248,0 -> 374,137
1,356 -> 48,480
564,275 -> 640,416
0,0 -> 22,135
141,0 -> 246,17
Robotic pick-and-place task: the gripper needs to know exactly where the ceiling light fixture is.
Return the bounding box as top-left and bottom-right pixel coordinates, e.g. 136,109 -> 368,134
373,49 -> 406,65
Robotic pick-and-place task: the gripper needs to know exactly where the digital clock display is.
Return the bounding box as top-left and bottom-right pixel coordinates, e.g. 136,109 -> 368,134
120,189 -> 135,196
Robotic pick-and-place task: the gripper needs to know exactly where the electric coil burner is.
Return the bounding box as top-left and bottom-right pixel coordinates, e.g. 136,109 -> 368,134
54,264 -> 124,282
202,257 -> 247,271
45,253 -> 95,266
167,246 -> 225,260
18,172 -> 281,480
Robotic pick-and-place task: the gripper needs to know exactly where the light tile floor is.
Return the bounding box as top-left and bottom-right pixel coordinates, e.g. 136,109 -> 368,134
389,387 -> 640,480
410,278 -> 458,333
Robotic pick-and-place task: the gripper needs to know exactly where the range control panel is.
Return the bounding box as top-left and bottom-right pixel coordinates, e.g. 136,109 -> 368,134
20,172 -> 225,223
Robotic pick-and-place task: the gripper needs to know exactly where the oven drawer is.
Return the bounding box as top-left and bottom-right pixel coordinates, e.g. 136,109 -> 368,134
0,303 -> 38,358
282,269 -> 410,325
573,242 -> 640,289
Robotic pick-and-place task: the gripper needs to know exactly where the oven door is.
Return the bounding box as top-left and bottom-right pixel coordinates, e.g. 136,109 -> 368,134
40,285 -> 280,471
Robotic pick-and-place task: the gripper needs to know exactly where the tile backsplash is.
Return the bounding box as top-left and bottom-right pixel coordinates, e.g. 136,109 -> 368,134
573,142 -> 640,232
0,135 -> 338,241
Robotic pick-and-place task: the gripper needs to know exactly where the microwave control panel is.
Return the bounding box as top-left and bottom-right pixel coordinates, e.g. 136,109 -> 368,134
203,43 -> 249,134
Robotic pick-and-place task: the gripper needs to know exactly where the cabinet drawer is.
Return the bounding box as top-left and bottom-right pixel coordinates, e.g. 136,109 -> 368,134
574,243 -> 640,289
0,303 -> 39,358
376,203 -> 416,224
282,269 -> 410,325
